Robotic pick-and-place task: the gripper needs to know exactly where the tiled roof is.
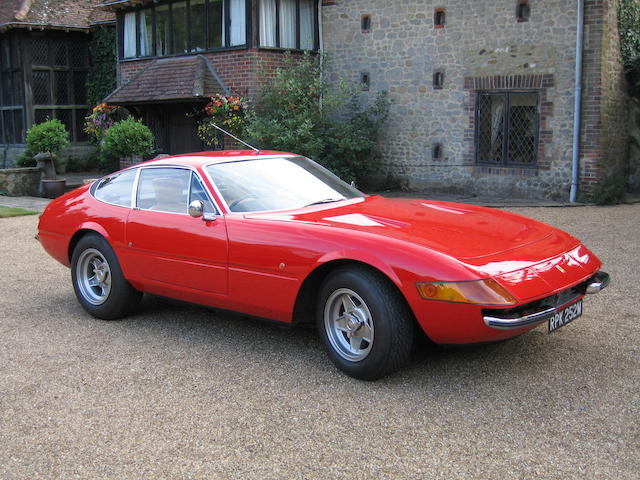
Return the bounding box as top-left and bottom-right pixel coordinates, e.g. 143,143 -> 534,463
105,55 -> 231,104
0,0 -> 114,29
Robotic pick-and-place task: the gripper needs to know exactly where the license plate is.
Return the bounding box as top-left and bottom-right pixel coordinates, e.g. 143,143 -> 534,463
548,299 -> 583,333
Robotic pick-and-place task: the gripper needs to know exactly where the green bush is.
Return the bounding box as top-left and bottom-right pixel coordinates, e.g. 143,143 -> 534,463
102,117 -> 154,169
17,119 -> 69,167
592,175 -> 627,205
25,119 -> 69,155
15,149 -> 37,167
245,53 -> 390,183
619,0 -> 640,96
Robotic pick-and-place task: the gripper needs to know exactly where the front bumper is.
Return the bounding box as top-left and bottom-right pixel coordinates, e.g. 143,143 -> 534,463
483,271 -> 610,330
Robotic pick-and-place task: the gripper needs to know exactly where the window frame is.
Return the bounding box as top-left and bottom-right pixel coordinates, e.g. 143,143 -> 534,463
474,90 -> 540,168
258,0 -> 319,51
119,0 -> 250,60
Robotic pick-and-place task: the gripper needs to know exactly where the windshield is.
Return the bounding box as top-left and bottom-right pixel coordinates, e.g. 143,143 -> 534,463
205,156 -> 365,212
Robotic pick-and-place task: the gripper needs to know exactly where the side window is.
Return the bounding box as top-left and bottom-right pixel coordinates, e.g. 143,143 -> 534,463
189,173 -> 217,214
94,169 -> 137,207
136,168 -> 191,214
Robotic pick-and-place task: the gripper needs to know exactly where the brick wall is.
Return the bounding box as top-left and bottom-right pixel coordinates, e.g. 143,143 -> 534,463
580,0 -> 629,195
118,48 -> 296,101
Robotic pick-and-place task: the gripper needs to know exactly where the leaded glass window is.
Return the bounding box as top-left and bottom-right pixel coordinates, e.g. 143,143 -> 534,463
476,92 -> 539,166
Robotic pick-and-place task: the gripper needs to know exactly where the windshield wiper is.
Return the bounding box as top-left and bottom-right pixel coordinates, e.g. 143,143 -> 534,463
303,198 -> 344,207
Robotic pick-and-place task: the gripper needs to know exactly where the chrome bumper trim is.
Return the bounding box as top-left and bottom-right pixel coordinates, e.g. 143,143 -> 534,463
483,271 -> 609,331
483,306 -> 558,330
586,271 -> 610,294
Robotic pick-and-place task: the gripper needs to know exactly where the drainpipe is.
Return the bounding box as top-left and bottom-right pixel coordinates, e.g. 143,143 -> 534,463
570,0 -> 584,203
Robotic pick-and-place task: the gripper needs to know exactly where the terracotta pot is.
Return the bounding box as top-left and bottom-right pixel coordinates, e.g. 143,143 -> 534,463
42,179 -> 66,199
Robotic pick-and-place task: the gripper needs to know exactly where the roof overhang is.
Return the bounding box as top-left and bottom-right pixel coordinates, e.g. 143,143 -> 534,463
0,21 -> 91,32
104,54 -> 231,104
98,0 -> 155,9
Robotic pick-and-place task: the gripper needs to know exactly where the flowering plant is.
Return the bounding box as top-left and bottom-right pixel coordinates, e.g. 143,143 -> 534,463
197,94 -> 248,147
84,103 -> 122,145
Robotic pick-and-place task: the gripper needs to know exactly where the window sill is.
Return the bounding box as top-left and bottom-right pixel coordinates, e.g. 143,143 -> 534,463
474,164 -> 539,177
120,44 -> 249,62
257,46 -> 319,53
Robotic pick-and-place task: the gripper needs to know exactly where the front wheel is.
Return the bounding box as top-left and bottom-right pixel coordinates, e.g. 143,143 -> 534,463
71,233 -> 141,320
317,266 -> 414,380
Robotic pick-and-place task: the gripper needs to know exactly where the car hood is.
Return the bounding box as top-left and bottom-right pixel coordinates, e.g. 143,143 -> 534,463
245,196 -> 578,269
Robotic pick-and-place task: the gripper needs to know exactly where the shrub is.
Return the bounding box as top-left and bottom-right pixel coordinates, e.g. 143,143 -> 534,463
592,175 -> 627,205
17,119 -> 69,167
197,94 -> 248,147
245,53 -> 390,183
102,117 -> 154,169
25,119 -> 69,156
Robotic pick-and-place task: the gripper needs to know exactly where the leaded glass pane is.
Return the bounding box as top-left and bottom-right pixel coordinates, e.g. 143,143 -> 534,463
53,40 -> 67,67
477,93 -> 504,164
55,71 -> 70,105
69,41 -> 88,67
73,71 -> 87,105
33,70 -> 51,105
31,37 -> 48,66
507,93 -> 538,164
55,109 -> 72,138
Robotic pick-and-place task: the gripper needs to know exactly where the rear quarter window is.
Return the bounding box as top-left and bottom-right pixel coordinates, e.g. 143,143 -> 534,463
93,169 -> 137,207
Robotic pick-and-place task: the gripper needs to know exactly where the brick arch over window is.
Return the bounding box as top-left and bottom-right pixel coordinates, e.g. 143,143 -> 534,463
463,74 -> 554,174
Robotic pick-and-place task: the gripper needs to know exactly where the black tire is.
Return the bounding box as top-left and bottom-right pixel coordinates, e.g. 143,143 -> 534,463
71,233 -> 141,320
317,266 -> 414,380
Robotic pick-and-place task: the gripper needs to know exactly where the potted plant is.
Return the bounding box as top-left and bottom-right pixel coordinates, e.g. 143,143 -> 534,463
102,117 -> 154,170
25,119 -> 69,198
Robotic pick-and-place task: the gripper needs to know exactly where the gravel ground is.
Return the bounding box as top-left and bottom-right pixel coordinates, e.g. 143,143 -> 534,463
0,205 -> 638,479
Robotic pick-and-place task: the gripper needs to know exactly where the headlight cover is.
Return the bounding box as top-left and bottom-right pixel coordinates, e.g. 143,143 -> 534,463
416,278 -> 517,305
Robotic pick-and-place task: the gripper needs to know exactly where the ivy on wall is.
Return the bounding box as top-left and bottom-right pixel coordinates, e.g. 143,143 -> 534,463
619,0 -> 640,95
86,25 -> 117,107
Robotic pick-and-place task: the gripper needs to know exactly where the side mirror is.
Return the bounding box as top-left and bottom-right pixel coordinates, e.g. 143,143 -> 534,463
188,200 -> 203,218
189,200 -> 217,221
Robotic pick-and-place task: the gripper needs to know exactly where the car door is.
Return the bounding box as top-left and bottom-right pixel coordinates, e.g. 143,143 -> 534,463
125,166 -> 228,295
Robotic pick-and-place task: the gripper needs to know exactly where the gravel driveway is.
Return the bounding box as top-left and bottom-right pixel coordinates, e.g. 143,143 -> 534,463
0,204 -> 637,479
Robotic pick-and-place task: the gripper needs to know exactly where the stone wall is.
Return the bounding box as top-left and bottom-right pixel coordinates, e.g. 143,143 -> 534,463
0,147 -> 25,169
0,167 -> 41,196
0,144 -> 95,170
321,0 -> 622,200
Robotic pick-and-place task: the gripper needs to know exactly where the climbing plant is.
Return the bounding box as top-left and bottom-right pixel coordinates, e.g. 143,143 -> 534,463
86,25 -> 117,106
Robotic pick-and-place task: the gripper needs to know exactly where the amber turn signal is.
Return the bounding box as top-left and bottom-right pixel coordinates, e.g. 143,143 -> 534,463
416,278 -> 517,305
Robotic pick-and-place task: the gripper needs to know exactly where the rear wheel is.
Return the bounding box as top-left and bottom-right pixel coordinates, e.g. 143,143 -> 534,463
317,266 -> 414,380
71,233 -> 141,320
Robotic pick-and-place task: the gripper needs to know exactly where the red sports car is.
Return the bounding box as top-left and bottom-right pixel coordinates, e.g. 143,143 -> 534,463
37,151 -> 609,380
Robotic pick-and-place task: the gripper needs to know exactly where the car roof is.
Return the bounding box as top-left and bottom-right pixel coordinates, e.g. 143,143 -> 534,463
135,150 -> 297,169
